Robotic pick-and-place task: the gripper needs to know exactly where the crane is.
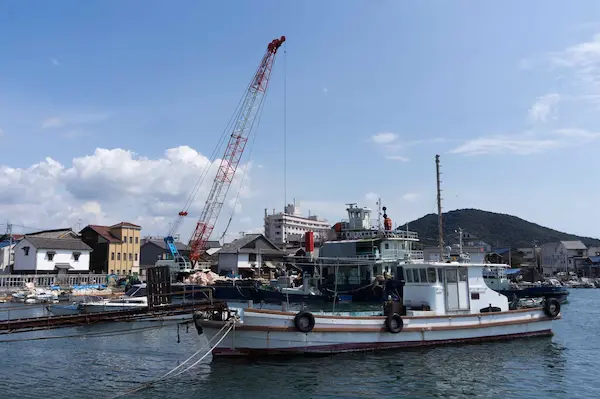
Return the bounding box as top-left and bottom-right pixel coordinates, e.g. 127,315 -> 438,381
185,35 -> 286,266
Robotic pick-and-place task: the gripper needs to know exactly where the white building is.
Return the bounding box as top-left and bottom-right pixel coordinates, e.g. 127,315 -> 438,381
13,237 -> 92,274
540,240 -> 587,276
0,242 -> 16,273
264,202 -> 330,245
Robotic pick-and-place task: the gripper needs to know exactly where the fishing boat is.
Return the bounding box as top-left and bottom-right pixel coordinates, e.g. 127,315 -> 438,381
196,258 -> 562,356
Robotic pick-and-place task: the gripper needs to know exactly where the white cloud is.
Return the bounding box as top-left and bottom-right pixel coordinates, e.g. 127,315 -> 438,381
52,58 -> 60,66
402,193 -> 419,202
450,129 -> 600,156
365,192 -> 379,202
528,93 -> 560,123
385,155 -> 409,162
322,87 -> 328,94
371,132 -> 398,144
0,146 -> 253,240
42,117 -> 64,129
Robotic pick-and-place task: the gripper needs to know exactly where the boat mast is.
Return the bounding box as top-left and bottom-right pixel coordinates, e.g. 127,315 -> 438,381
435,154 -> 444,261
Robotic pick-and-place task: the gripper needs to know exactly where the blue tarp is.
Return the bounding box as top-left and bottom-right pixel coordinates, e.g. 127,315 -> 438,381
504,268 -> 522,275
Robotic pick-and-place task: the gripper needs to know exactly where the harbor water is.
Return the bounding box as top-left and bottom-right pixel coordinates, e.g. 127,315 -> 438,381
1,289 -> 599,399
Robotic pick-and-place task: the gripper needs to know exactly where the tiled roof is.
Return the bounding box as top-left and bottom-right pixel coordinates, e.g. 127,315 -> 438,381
143,239 -> 187,251
27,228 -> 79,239
561,241 -> 587,250
111,222 -> 141,229
23,237 -> 92,251
85,225 -> 122,243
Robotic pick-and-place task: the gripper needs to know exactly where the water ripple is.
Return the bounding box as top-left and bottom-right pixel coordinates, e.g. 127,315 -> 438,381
1,291 -> 600,398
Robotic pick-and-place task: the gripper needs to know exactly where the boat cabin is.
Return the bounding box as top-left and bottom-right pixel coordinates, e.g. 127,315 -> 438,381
402,262 -> 509,316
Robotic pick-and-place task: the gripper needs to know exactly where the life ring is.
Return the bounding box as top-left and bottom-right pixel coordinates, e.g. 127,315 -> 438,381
543,298 -> 561,318
293,311 -> 315,333
385,313 -> 404,334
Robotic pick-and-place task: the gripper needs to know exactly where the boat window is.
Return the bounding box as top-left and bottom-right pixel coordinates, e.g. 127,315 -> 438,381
459,268 -> 468,281
406,269 -> 413,283
419,268 -> 427,284
446,269 -> 458,283
427,267 -> 437,283
384,243 -> 389,249
412,268 -> 420,283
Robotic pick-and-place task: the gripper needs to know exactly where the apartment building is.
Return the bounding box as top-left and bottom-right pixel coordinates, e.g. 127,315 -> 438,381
80,222 -> 142,275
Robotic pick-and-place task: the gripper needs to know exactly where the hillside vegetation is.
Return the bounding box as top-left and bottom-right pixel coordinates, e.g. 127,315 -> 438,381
397,208 -> 600,248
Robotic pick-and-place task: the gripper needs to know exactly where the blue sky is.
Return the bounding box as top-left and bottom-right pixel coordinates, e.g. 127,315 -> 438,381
1,1 -> 600,240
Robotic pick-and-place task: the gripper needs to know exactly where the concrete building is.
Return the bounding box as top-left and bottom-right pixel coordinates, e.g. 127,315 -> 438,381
79,222 -> 142,275
13,237 -> 92,274
540,240 -> 587,276
217,233 -> 286,276
264,202 -> 330,246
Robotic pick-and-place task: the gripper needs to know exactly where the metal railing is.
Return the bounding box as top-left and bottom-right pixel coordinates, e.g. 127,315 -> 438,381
0,274 -> 128,290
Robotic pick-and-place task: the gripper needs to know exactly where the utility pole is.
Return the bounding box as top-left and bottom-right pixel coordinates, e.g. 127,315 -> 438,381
435,154 -> 444,261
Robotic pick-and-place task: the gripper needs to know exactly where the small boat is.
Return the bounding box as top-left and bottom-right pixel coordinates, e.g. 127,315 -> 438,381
196,260 -> 562,357
483,266 -> 570,303
81,284 -> 148,313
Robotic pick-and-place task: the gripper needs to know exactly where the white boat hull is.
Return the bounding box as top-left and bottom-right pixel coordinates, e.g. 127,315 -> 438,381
199,307 -> 557,356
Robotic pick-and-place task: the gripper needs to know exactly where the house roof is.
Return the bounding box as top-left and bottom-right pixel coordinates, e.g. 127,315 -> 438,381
110,222 -> 141,229
27,228 -> 78,239
588,256 -> 600,263
220,234 -> 282,254
142,239 -> 187,251
561,241 -> 587,250
23,237 -> 92,251
83,225 -> 122,243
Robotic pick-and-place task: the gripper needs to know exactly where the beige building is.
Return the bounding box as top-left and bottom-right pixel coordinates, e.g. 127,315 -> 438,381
80,222 -> 142,275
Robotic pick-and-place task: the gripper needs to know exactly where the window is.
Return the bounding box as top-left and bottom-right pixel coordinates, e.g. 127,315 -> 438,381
135,237 -> 139,244
419,268 -> 427,284
117,270 -> 121,275
73,252 -> 81,261
412,268 -> 420,283
129,236 -> 132,244
123,236 -> 127,243
123,253 -> 126,261
135,253 -> 138,261
384,243 -> 389,250
111,252 -> 115,261
427,267 -> 437,283
459,268 -> 468,281
405,269 -> 413,283
129,253 -> 132,261
23,246 -> 30,256
110,269 -> 114,274
117,253 -> 121,261
47,252 -> 55,261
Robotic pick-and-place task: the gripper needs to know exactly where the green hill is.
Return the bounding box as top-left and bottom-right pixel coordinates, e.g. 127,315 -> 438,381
397,208 -> 600,248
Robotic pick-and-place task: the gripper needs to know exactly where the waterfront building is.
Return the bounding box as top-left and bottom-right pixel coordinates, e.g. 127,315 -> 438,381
12,237 -> 92,274
79,222 -> 142,275
264,202 -> 330,246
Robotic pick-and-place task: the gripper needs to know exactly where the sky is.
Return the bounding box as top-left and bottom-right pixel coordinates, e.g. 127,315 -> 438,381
1,0 -> 600,242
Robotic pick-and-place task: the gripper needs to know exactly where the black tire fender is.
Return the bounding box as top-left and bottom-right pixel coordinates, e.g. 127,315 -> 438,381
543,297 -> 561,318
293,311 -> 315,333
385,313 -> 404,334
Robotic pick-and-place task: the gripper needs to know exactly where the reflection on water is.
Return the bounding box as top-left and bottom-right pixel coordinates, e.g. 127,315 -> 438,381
1,290 -> 599,399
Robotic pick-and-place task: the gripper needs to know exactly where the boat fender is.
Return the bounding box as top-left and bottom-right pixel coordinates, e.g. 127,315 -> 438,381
192,313 -> 204,335
385,313 -> 403,334
293,311 -> 315,333
543,298 -> 561,318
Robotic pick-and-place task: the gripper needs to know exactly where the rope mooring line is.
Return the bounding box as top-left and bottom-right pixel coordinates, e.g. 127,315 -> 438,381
110,319 -> 235,399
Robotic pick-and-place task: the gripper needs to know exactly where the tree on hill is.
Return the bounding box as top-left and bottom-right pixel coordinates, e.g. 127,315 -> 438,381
397,208 -> 600,248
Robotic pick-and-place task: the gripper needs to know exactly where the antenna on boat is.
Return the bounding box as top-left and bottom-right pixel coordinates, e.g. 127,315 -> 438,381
435,154 -> 444,262
377,198 -> 382,232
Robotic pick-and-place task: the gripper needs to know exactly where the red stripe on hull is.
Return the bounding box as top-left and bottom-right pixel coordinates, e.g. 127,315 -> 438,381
211,329 -> 553,357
